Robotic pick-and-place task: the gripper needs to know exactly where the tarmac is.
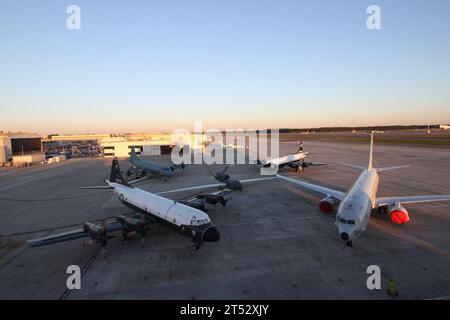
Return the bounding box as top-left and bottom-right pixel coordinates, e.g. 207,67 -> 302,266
1,140 -> 450,299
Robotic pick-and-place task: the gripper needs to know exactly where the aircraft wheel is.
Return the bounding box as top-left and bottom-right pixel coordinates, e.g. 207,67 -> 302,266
192,243 -> 200,251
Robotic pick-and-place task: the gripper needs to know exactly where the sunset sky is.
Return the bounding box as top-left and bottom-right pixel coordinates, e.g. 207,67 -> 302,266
1,0 -> 449,134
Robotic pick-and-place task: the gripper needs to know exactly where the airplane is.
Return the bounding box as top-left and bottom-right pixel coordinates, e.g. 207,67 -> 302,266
277,133 -> 450,247
258,142 -> 326,173
28,160 -> 275,252
126,146 -> 186,180
28,158 -> 220,252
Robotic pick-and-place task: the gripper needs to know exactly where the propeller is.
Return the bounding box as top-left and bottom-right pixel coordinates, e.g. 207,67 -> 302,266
171,161 -> 187,172
139,214 -> 146,247
100,220 -> 108,257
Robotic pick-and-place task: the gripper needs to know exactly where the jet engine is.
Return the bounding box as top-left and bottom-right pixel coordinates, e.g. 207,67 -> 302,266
319,196 -> 335,213
389,204 -> 410,224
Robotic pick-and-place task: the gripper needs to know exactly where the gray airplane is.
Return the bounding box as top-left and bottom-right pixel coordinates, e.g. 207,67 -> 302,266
126,146 -> 185,180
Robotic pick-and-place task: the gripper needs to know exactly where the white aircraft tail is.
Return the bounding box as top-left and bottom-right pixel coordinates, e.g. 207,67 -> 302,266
341,132 -> 408,172
368,132 -> 374,170
368,132 -> 409,172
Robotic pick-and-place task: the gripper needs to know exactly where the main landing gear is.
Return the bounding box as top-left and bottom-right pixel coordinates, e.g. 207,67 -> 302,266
377,206 -> 388,214
346,240 -> 353,247
120,222 -> 147,248
191,240 -> 202,251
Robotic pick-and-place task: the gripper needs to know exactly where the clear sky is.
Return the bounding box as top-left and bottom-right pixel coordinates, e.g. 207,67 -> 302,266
1,0 -> 449,134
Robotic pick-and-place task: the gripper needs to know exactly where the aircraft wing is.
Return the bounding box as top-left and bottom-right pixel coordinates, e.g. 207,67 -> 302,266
302,162 -> 328,168
276,174 -> 346,200
27,221 -> 125,247
128,176 -> 149,185
375,195 -> 450,207
156,177 -> 277,195
28,213 -> 153,247
156,183 -> 226,195
239,177 -> 278,184
27,228 -> 88,247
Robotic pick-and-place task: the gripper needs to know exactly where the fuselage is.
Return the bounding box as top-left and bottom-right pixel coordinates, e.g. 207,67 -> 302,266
265,152 -> 307,167
131,156 -> 174,177
109,182 -> 220,243
336,169 -> 379,242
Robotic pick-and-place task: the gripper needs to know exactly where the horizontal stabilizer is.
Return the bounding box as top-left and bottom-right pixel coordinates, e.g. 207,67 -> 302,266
339,162 -> 366,171
376,165 -> 409,172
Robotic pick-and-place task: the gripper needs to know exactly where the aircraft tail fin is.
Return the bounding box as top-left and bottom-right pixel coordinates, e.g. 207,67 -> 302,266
297,141 -> 304,153
129,146 -> 137,159
368,132 -> 374,170
110,158 -> 131,187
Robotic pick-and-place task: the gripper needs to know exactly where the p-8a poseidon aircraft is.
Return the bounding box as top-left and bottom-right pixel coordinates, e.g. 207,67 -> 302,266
277,133 -> 450,247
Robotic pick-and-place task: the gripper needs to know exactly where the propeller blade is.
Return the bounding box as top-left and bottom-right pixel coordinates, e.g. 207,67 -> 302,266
205,166 -> 217,178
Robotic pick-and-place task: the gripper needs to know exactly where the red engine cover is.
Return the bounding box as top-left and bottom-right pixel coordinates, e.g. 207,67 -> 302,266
319,200 -> 333,213
390,208 -> 410,224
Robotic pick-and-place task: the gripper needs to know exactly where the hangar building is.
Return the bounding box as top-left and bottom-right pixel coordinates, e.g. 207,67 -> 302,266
0,133 -> 45,165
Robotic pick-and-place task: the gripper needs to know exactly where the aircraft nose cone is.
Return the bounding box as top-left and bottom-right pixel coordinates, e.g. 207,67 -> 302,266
202,226 -> 221,242
340,232 -> 349,241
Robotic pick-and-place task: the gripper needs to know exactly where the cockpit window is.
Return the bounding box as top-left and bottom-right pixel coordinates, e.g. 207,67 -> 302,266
338,216 -> 356,225
190,217 -> 210,226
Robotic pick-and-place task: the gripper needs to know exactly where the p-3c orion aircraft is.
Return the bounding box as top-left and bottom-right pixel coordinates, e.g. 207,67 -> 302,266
258,142 -> 326,173
28,158 -> 220,251
277,133 -> 450,247
126,146 -> 186,180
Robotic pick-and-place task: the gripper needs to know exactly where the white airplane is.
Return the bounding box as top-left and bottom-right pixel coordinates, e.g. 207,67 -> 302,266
258,142 -> 325,173
277,133 -> 450,246
28,159 -> 275,251
28,158 -> 220,251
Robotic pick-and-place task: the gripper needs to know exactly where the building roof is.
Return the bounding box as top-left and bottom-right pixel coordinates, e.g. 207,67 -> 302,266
0,132 -> 43,139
